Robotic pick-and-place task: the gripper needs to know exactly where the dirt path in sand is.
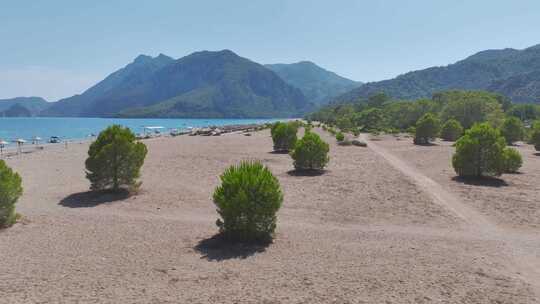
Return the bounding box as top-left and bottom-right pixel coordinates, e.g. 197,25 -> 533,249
361,134 -> 540,295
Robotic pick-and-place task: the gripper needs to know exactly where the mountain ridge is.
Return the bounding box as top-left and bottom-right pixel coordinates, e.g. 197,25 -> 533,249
334,43 -> 540,104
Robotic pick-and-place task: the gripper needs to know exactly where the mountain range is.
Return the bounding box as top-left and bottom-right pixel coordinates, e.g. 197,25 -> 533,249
334,44 -> 540,104
4,44 -> 540,119
265,61 -> 361,106
42,50 -> 353,118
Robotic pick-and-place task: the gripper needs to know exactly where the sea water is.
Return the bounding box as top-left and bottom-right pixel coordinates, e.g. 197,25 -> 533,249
0,117 -> 283,145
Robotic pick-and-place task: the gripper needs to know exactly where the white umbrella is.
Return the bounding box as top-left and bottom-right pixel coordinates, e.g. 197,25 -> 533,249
32,136 -> 42,145
14,139 -> 26,154
0,140 -> 7,155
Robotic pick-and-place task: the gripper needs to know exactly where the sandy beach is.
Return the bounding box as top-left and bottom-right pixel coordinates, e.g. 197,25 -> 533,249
0,129 -> 539,303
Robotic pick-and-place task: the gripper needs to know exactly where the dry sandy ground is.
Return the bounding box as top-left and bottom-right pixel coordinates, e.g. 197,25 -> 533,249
0,129 -> 538,303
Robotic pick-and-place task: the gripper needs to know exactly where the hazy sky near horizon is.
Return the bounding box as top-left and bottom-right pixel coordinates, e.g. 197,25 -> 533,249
1,0 -> 540,101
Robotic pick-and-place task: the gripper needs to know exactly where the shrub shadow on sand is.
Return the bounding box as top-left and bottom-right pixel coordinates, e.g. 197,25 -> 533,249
534,152 -> 540,157
268,150 -> 290,155
194,233 -> 270,261
452,176 -> 508,188
59,189 -> 130,208
286,169 -> 327,177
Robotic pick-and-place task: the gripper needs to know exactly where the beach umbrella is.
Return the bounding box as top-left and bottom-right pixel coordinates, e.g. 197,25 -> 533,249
14,139 -> 26,154
32,136 -> 42,145
0,140 -> 7,155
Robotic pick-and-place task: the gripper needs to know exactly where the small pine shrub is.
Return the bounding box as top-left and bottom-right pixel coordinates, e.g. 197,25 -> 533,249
503,148 -> 523,173
414,113 -> 440,145
271,122 -> 298,152
336,132 -> 345,142
452,123 -> 506,177
352,128 -> 360,137
291,132 -> 330,171
440,119 -> 463,141
0,160 -> 23,228
213,161 -> 283,242
86,125 -> 148,192
501,117 -> 524,145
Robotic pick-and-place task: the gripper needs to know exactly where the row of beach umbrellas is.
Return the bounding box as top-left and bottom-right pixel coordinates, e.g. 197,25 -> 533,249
0,137 -> 43,154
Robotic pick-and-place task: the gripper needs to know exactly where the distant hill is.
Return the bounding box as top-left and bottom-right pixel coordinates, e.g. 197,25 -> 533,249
2,104 -> 32,117
335,44 -> 540,103
266,61 -> 361,106
0,97 -> 49,116
43,50 -> 311,118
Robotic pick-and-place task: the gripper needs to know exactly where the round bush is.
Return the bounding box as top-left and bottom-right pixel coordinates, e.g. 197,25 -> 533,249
501,117 -> 524,145
0,160 -> 23,228
291,132 -> 330,171
440,119 -> 463,141
503,148 -> 523,173
213,161 -> 283,242
452,123 -> 506,177
414,113 -> 440,145
86,125 -> 148,192
271,122 -> 298,152
336,132 -> 345,142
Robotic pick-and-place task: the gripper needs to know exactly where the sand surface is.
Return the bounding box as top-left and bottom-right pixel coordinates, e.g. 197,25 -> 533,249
0,129 -> 538,303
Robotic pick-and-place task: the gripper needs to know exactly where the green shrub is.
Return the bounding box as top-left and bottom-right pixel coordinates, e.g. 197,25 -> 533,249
0,160 -> 23,228
291,132 -> 330,171
501,117 -> 524,145
352,128 -> 360,137
336,132 -> 345,142
440,119 -> 463,141
271,122 -> 298,152
414,113 -> 440,145
530,121 -> 540,151
503,148 -> 523,173
85,125 -> 148,192
213,161 -> 283,242
452,123 -> 506,177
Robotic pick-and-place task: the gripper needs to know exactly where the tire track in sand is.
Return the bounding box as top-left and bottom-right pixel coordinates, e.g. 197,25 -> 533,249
360,134 -> 540,297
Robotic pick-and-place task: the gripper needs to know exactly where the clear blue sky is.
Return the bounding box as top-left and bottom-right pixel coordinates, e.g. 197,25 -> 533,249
1,0 -> 540,101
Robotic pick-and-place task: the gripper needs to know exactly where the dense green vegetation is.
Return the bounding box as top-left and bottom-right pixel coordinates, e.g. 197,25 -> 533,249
290,131 -> 330,171
452,123 -> 507,177
213,161 -> 283,242
0,160 -> 23,228
271,122 -> 298,152
309,90 -> 512,134
86,125 -> 148,192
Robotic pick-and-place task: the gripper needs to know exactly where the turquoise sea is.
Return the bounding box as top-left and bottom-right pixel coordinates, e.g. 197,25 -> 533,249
0,117 -> 282,145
